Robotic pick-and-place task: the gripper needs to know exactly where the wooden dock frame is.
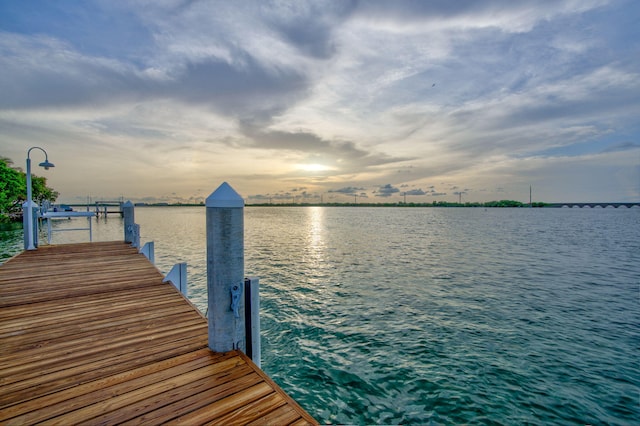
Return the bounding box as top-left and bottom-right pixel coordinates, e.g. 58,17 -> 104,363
0,241 -> 317,425
94,200 -> 124,218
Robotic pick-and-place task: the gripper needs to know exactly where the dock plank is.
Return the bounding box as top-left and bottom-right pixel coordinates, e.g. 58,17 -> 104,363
0,350 -> 229,424
119,368 -> 263,425
0,241 -> 317,425
247,405 -> 301,425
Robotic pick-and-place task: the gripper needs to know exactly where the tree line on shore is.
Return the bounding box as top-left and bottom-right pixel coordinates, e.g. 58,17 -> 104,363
247,200 -> 548,207
0,157 -> 59,224
138,199 -> 548,207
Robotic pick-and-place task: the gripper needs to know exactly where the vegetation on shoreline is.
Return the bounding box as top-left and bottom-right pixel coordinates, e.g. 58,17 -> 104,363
99,200 -> 546,208
246,200 -> 548,207
0,157 -> 59,223
69,199 -> 546,208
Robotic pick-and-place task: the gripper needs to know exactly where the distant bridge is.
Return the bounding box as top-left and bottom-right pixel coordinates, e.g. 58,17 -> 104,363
547,202 -> 640,209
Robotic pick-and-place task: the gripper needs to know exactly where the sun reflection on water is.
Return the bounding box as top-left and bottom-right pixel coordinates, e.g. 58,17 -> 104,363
305,206 -> 325,272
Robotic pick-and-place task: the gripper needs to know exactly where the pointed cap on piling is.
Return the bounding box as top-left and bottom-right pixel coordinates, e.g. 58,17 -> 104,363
206,182 -> 245,208
123,200 -> 134,207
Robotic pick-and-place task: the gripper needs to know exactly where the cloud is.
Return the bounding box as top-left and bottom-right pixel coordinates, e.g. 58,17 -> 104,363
329,186 -> 365,194
0,34 -> 144,109
404,189 -> 426,196
601,141 -> 640,153
375,184 -> 400,197
238,125 -> 413,174
0,34 -> 313,123
350,0 -> 610,34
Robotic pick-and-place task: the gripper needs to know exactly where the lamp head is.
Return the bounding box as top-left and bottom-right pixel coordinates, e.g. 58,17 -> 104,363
39,160 -> 55,170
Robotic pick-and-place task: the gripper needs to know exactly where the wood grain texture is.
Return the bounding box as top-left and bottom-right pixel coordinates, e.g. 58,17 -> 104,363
0,241 -> 317,425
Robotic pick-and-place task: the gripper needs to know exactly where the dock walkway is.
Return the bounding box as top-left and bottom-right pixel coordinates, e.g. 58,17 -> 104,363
0,241 -> 316,425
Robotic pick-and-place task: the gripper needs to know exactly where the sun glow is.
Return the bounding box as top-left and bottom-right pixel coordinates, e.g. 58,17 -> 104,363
297,163 -> 333,172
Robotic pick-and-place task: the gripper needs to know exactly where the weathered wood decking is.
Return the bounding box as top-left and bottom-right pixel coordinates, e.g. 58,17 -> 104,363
0,241 -> 317,425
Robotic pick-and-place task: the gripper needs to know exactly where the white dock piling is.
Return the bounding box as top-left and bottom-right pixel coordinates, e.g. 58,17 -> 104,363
206,182 -> 245,353
22,201 -> 39,250
123,201 -> 136,244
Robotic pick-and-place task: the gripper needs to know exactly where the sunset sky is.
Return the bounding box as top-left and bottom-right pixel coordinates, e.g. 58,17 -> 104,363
1,0 -> 639,204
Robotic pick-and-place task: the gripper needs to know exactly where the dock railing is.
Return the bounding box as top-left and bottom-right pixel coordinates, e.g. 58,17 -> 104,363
41,211 -> 96,244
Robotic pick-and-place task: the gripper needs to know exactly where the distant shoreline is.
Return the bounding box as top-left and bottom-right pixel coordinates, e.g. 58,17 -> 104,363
63,201 -> 639,208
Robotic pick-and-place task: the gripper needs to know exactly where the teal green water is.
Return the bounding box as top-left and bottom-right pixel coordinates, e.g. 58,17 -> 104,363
2,207 -> 638,424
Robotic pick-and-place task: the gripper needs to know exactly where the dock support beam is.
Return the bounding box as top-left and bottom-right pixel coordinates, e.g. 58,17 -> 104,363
206,182 -> 245,353
164,263 -> 188,296
244,277 -> 261,367
140,241 -> 154,263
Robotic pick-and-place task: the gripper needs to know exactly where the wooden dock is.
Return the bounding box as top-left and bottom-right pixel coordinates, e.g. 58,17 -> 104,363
0,241 -> 317,425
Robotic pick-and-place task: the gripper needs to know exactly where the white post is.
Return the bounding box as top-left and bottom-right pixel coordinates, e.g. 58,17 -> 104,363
206,182 -> 245,353
131,223 -> 140,248
46,213 -> 52,244
22,199 -> 38,250
122,201 -> 136,244
25,157 -> 36,250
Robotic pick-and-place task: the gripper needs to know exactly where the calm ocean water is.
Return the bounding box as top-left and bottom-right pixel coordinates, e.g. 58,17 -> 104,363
1,206 -> 639,424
